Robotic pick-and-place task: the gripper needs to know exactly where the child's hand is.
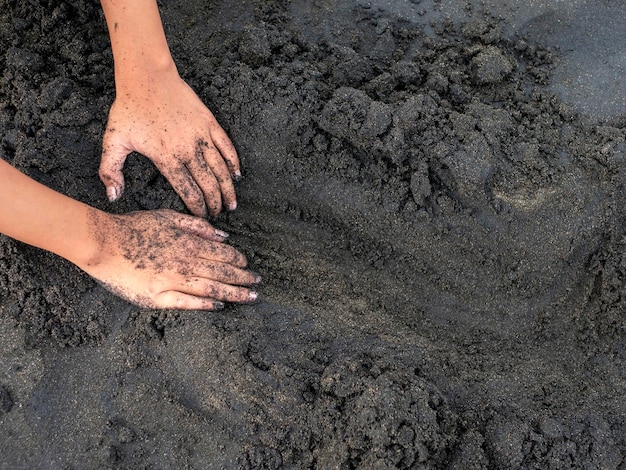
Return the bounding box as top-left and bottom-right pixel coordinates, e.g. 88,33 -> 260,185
81,209 -> 259,310
99,70 -> 240,218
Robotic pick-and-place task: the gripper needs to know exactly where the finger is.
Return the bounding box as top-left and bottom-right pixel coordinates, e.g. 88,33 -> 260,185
100,128 -> 131,202
199,139 -> 237,212
180,278 -> 258,303
154,291 -> 226,311
172,212 -> 229,241
208,118 -> 241,179
188,143 -> 225,216
155,160 -> 209,218
195,261 -> 260,286
199,242 -> 248,269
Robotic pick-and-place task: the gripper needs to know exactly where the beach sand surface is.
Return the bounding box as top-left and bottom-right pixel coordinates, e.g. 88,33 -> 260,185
1,0 -> 625,467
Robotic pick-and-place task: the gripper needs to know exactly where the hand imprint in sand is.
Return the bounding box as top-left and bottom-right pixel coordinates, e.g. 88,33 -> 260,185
83,209 -> 259,310
99,73 -> 240,218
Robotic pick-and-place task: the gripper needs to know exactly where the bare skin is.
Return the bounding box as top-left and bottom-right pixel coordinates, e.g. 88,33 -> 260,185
0,1 -> 252,310
99,0 -> 240,217
0,158 -> 258,310
86,209 -> 259,310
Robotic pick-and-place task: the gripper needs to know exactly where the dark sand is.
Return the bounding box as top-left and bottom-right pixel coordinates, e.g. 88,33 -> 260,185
1,0 -> 625,468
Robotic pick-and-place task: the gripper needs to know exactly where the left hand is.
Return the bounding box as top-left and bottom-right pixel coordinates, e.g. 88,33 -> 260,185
80,209 -> 259,310
99,70 -> 241,218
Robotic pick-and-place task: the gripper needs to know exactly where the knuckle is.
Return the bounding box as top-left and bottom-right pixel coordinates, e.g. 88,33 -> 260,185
219,245 -> 238,262
185,195 -> 208,217
203,263 -> 220,278
181,238 -> 200,255
208,201 -> 221,215
188,192 -> 205,208
204,284 -> 219,298
98,167 -> 110,179
214,264 -> 239,283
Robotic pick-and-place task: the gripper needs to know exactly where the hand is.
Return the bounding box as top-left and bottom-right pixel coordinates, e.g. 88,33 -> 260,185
81,209 -> 259,310
99,69 -> 241,218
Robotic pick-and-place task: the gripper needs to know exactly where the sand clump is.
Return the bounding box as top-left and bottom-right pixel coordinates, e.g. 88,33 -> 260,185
0,0 -> 625,468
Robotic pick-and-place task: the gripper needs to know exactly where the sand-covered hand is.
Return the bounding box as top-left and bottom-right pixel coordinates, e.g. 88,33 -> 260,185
81,209 -> 259,310
100,71 -> 240,218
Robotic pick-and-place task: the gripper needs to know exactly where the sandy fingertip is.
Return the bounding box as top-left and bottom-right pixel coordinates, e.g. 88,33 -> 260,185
214,229 -> 229,239
106,186 -> 119,202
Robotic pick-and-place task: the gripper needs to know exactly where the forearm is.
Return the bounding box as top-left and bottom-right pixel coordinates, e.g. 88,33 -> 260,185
100,0 -> 176,90
0,158 -> 100,268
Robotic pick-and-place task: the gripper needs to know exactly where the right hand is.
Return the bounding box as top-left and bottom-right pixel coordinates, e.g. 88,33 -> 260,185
81,209 -> 259,310
99,69 -> 241,218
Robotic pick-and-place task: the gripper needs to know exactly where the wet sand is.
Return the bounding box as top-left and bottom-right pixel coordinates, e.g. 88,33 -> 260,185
1,0 -> 625,468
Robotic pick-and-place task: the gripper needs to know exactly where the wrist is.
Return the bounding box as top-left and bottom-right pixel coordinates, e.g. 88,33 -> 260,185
0,158 -> 111,273
101,0 -> 178,93
65,208 -> 111,273
114,54 -> 178,93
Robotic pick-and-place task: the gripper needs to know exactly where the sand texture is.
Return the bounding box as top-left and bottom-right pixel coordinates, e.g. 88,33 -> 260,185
1,0 -> 625,468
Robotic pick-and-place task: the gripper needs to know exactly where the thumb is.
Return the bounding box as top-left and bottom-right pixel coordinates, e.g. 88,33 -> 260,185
99,131 -> 131,202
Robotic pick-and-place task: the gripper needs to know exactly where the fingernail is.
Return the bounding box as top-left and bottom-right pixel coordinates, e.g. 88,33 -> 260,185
232,170 -> 242,182
106,186 -> 118,202
249,291 -> 259,302
227,200 -> 237,211
254,275 -> 262,284
213,301 -> 225,311
215,229 -> 229,239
